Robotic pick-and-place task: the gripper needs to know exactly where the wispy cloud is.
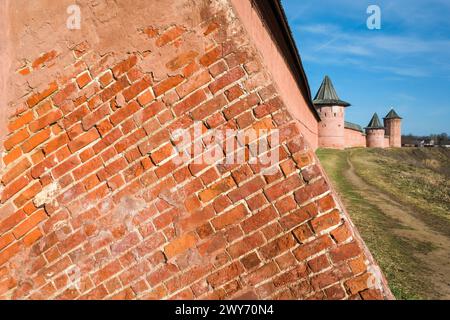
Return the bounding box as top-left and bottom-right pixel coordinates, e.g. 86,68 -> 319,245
282,0 -> 450,135
295,21 -> 450,78
372,66 -> 429,78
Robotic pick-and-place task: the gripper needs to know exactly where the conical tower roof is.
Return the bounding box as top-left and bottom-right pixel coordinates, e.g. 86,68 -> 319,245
384,108 -> 402,119
313,75 -> 350,107
366,113 -> 384,129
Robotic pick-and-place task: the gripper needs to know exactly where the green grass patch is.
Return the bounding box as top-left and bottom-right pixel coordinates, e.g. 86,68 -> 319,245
316,148 -> 449,299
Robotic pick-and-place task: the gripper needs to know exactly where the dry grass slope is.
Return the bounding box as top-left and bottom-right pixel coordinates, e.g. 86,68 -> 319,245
317,147 -> 450,299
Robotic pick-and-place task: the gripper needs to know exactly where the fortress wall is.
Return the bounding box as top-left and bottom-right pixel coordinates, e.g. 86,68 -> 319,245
231,0 -> 319,150
0,0 -> 391,300
384,137 -> 390,148
316,106 -> 345,149
366,129 -> 386,148
344,128 -> 366,148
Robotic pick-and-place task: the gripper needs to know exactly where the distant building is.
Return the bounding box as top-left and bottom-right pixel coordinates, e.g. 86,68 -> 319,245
313,76 -> 402,149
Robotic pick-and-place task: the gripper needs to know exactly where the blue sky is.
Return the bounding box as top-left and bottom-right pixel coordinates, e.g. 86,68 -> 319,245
282,0 -> 450,135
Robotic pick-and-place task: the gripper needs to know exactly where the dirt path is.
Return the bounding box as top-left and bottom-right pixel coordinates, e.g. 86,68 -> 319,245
344,152 -> 450,299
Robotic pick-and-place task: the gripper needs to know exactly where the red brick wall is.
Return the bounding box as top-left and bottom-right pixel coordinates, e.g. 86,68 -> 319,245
0,0 -> 391,300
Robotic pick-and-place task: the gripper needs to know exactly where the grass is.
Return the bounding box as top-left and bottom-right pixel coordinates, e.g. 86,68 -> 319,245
316,147 -> 450,299
350,148 -> 450,235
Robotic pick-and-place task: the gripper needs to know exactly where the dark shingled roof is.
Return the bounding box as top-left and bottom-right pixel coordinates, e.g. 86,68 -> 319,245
384,108 -> 402,119
345,121 -> 363,132
366,113 -> 384,129
313,75 -> 350,107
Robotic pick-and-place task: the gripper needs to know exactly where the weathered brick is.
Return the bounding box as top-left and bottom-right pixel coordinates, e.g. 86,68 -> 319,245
32,50 -> 57,69
52,155 -> 81,179
8,111 -> 34,132
345,272 -> 371,294
227,232 -> 264,258
164,232 -> 196,259
199,46 -> 222,67
123,76 -> 152,101
292,223 -> 314,243
308,254 -> 330,273
199,176 -> 235,202
173,89 -> 207,116
259,233 -> 297,259
73,157 -> 103,180
44,133 -> 69,155
223,93 -> 259,120
110,101 -> 141,125
166,50 -> 198,70
275,196 -> 297,215
311,210 -> 341,233
1,176 -> 30,203
330,242 -> 361,264
112,55 -> 138,78
4,128 -> 30,151
273,264 -> 308,288
191,94 -> 227,120
209,67 -> 245,94
82,103 -> 111,130
294,178 -> 329,205
254,97 -> 283,118
137,89 -> 155,107
1,158 -> 31,185
27,82 -> 58,107
13,181 -> 42,207
360,288 -> 383,300
0,233 -> 15,251
176,71 -> 211,98
264,174 -> 303,202
227,176 -> 265,202
207,261 -> 243,288
29,109 -> 63,132
245,262 -> 278,286
92,260 -> 123,285
0,242 -> 20,266
115,129 -> 146,154
68,128 -> 100,153
241,252 -> 261,270
52,82 -> 78,107
63,104 -> 90,129
241,205 -> 278,233
212,204 -> 248,230
76,71 -> 92,89
311,269 -> 342,290
99,71 -> 113,88
156,26 -> 185,47
147,263 -> 178,287
2,148 -> 22,166
138,129 -> 170,154
12,209 -> 47,239
331,222 -> 352,243
101,76 -> 129,102
154,75 -> 184,97
0,210 -> 26,234
316,194 -> 336,212
293,235 -> 334,261
209,60 -> 228,77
